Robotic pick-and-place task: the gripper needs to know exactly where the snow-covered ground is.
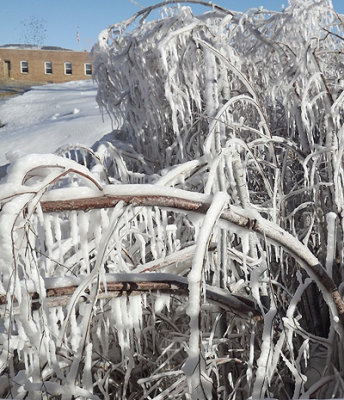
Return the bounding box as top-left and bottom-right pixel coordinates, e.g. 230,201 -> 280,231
0,80 -> 113,166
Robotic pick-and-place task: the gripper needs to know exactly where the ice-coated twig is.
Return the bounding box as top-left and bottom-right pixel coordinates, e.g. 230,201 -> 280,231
184,192 -> 228,398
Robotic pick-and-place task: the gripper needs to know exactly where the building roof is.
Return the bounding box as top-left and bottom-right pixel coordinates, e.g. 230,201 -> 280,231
0,44 -> 74,51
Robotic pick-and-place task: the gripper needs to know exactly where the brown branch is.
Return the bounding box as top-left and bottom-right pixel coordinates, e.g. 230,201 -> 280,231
41,194 -> 207,213
0,273 -> 261,319
39,188 -> 344,327
322,27 -> 344,42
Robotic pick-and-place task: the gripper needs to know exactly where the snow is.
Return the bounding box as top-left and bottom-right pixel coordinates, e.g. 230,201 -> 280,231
0,80 -> 113,166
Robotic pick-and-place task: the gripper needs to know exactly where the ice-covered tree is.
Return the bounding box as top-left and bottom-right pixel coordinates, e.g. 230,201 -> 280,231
1,0 -> 344,399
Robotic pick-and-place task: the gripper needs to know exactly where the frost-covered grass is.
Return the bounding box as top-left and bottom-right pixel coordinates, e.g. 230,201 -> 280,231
1,0 -> 344,399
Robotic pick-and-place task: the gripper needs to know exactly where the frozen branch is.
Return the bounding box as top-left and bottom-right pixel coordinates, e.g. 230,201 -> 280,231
0,273 -> 260,319
39,185 -> 344,328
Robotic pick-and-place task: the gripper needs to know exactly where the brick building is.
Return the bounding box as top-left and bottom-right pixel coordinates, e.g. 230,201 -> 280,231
0,45 -> 92,85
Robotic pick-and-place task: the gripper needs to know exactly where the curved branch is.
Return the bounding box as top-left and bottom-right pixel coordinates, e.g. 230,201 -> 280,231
39,185 -> 344,327
106,0 -> 235,33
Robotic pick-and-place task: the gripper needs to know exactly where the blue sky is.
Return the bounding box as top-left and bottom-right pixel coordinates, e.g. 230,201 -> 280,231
1,0 -> 344,51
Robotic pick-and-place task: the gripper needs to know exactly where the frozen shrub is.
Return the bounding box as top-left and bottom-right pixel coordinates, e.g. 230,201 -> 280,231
0,1 -> 344,399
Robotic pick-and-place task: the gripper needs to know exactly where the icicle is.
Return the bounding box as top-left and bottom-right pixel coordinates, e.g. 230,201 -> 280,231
154,293 -> 171,314
252,306 -> 277,398
129,295 -> 143,341
78,212 -> 90,274
326,212 -> 337,278
82,342 -> 93,394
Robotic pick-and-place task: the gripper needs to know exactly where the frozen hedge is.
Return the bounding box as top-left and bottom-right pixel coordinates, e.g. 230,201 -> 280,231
0,0 -> 344,399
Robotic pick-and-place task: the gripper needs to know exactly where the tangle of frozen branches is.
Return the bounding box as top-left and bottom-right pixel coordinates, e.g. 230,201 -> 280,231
1,0 -> 344,399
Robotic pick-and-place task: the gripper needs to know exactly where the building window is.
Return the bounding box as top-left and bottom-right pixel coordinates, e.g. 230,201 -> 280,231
64,62 -> 72,75
20,61 -> 29,73
45,61 -> 53,74
84,63 -> 92,76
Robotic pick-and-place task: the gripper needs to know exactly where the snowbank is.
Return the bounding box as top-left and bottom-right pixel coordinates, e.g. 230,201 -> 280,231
0,80 -> 113,165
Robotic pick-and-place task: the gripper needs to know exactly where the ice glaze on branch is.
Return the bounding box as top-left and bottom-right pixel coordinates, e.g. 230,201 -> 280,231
39,184 -> 344,328
0,273 -> 261,319
104,0 -> 235,33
